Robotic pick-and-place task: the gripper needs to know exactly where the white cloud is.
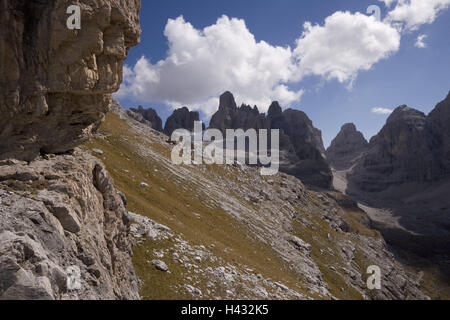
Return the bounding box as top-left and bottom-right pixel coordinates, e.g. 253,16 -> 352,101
293,11 -> 401,84
116,0 -> 450,116
379,0 -> 397,7
371,107 -> 394,115
117,15 -> 302,116
415,34 -> 428,48
117,12 -> 404,116
382,0 -> 450,30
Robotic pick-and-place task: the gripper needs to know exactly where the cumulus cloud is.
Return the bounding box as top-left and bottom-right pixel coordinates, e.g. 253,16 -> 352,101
294,11 -> 400,84
117,16 -> 302,116
415,34 -> 428,48
381,0 -> 450,30
371,107 -> 394,115
119,1 -> 450,116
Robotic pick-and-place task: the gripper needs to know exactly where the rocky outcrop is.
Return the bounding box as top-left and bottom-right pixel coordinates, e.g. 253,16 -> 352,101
0,0 -> 141,300
269,107 -> 331,189
428,91 -> 450,176
209,92 -> 332,189
326,123 -> 368,170
0,150 -> 139,299
210,92 -> 268,132
129,106 -> 163,132
349,94 -> 450,192
164,107 -> 205,136
0,0 -> 141,161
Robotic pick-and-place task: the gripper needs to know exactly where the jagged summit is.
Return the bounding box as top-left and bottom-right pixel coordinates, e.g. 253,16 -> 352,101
164,107 -> 204,136
210,91 -> 331,189
219,91 -> 238,111
268,101 -> 283,117
129,105 -> 164,132
326,123 -> 368,170
340,123 -> 357,132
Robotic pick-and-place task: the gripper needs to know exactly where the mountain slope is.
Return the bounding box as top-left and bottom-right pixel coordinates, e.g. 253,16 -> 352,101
330,92 -> 450,299
82,101 -> 428,300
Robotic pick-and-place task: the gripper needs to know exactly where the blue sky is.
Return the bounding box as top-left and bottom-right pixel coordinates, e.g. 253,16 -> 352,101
116,0 -> 450,147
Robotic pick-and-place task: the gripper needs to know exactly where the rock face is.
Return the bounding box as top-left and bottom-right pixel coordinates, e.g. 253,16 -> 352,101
129,106 -> 163,132
210,92 -> 268,132
164,107 -> 205,136
349,93 -> 450,192
209,92 -> 332,189
0,0 -> 141,161
428,91 -> 450,177
0,150 -> 139,299
326,123 -> 368,170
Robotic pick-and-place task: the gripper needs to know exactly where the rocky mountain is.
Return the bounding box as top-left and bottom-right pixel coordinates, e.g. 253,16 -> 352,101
349,94 -> 450,192
164,107 -> 205,136
326,123 -> 368,170
81,102 -> 429,300
428,91 -> 450,176
331,92 -> 450,299
1,0 -> 446,301
129,106 -> 163,132
210,92 -> 268,131
0,0 -> 141,299
210,92 -> 332,189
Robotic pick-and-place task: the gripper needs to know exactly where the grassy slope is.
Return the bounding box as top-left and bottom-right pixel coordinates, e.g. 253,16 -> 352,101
82,113 -> 418,300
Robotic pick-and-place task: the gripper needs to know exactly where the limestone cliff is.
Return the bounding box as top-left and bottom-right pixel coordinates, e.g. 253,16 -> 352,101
0,0 -> 141,161
0,0 -> 141,300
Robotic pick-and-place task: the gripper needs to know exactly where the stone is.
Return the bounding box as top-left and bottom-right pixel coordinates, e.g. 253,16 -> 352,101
92,149 -> 104,156
185,284 -> 202,296
287,235 -> 311,254
150,260 -> 169,272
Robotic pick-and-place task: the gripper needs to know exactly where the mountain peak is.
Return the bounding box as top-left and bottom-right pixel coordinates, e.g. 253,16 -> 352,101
268,101 -> 282,117
326,123 -> 368,170
387,105 -> 425,124
219,91 -> 237,111
340,123 -> 357,133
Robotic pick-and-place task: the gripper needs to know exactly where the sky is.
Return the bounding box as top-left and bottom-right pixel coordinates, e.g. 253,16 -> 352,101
115,0 -> 450,147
